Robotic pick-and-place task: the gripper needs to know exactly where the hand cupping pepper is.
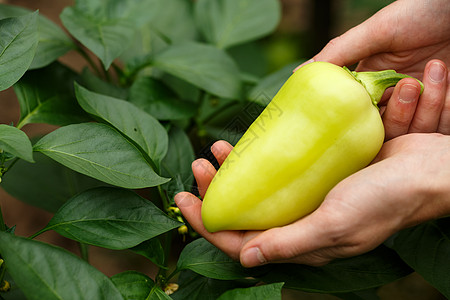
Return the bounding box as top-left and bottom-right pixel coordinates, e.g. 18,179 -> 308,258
201,61 -> 423,232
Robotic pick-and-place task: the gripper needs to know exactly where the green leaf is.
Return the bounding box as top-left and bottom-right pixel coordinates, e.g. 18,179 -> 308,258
75,83 -> 168,167
160,126 -> 195,201
60,0 -> 158,69
0,231 -> 124,300
195,0 -> 281,49
177,238 -> 249,280
1,152 -> 105,213
121,0 -> 197,66
13,62 -> 90,129
388,218 -> 450,298
33,122 -> 169,189
129,77 -> 196,121
259,245 -> 412,293
111,271 -> 171,300
153,42 -> 242,99
0,11 -> 38,91
0,125 -> 33,162
0,4 -> 76,69
217,282 -> 284,300
80,68 -> 129,100
131,238 -> 165,268
172,270 -> 244,300
60,7 -> 132,69
247,62 -> 300,106
42,187 -> 181,250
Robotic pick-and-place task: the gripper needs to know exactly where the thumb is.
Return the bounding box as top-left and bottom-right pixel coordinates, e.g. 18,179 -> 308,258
239,215 -> 331,267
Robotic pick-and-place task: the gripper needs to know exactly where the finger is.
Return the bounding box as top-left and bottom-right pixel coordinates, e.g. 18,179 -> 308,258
409,60 -> 448,133
174,192 -> 248,260
211,140 -> 233,165
240,215 -> 332,267
382,78 -> 420,141
437,70 -> 450,134
192,159 -> 216,198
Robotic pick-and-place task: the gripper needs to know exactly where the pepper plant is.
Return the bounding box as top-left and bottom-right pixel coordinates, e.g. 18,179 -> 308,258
0,1 -> 448,299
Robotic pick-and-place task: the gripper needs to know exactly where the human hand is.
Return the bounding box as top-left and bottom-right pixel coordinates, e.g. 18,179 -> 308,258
300,0 -> 450,77
176,133 -> 450,267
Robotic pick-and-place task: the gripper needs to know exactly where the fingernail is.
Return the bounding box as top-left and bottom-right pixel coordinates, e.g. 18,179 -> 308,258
398,84 -> 420,104
241,247 -> 267,267
429,62 -> 446,83
174,193 -> 195,208
293,59 -> 314,72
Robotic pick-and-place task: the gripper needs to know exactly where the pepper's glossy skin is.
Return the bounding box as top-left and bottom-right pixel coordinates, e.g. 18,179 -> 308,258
201,62 -> 385,232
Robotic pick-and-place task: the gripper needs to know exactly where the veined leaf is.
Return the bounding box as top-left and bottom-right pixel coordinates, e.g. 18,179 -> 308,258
388,218 -> 450,298
0,124 -> 33,162
42,187 -> 182,250
195,0 -> 281,49
153,42 -> 242,99
0,231 -> 124,300
177,238 -> 249,280
0,11 -> 38,91
60,0 -> 159,69
75,83 -> 168,167
260,245 -> 412,293
129,77 -> 195,121
13,62 -> 90,129
0,4 -> 76,69
217,282 -> 284,300
33,122 -> 169,189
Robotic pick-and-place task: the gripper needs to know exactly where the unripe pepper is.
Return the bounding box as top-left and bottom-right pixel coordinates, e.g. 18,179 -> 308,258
201,62 -> 423,232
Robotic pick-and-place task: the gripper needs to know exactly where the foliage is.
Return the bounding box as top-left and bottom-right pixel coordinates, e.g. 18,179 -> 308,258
0,0 -> 446,299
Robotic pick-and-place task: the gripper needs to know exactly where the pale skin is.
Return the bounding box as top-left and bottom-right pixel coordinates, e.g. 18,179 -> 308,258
175,0 -> 450,267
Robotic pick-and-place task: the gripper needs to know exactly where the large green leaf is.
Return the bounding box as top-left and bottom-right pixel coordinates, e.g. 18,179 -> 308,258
177,238 -> 249,280
0,4 -> 76,69
171,270 -> 245,300
0,125 -> 33,162
388,218 -> 450,298
160,126 -> 195,201
13,62 -> 90,129
41,187 -> 181,250
260,245 -> 412,293
194,0 -> 281,49
75,83 -> 168,168
33,122 -> 169,189
60,7 -> 133,69
0,231 -> 124,300
0,12 -> 38,91
153,42 -> 242,99
121,0 -> 197,67
1,152 -> 104,213
217,282 -> 284,300
129,77 -> 195,121
60,0 -> 157,69
111,271 -> 171,300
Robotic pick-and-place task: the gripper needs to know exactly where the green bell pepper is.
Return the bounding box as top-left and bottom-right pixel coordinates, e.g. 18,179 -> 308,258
201,61 -> 423,232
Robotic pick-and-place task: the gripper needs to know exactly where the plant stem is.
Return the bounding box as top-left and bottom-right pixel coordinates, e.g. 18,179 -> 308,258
0,205 -> 6,232
78,243 -> 90,263
76,47 -> 104,79
0,259 -> 6,286
346,67 -> 424,106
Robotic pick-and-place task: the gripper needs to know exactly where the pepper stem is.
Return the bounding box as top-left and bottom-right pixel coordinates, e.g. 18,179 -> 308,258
344,67 -> 424,106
